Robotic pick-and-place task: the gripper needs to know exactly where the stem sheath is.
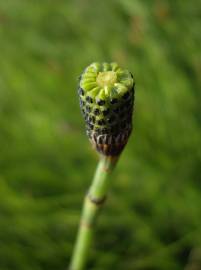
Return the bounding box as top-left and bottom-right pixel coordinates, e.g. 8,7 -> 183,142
69,155 -> 118,270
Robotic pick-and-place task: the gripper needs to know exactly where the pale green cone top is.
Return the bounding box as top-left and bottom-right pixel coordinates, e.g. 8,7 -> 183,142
78,62 -> 135,156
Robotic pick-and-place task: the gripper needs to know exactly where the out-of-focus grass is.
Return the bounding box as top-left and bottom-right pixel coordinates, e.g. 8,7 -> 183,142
0,1 -> 201,269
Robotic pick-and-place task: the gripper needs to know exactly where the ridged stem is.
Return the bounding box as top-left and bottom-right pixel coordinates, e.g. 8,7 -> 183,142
69,155 -> 118,270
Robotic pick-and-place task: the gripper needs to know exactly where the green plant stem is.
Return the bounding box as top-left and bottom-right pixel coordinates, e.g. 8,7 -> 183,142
69,155 -> 118,270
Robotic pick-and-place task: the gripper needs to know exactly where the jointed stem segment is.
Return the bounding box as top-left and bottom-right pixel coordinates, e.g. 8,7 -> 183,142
69,156 -> 118,270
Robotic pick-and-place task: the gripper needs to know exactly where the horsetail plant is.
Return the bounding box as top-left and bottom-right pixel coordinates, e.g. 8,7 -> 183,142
69,62 -> 135,270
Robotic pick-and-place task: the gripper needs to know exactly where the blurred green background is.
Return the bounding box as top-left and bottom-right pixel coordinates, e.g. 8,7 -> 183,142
0,0 -> 201,269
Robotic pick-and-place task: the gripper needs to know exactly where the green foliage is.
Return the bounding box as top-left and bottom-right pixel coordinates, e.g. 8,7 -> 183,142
0,0 -> 201,269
